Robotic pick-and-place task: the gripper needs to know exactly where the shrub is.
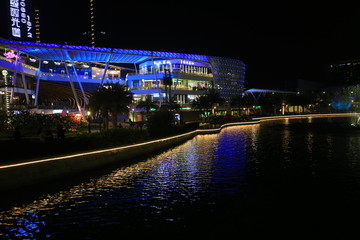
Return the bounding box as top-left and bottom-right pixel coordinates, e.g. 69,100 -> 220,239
146,110 -> 175,138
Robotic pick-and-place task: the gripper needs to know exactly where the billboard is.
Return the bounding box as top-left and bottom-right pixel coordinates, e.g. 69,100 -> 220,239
7,0 -> 34,40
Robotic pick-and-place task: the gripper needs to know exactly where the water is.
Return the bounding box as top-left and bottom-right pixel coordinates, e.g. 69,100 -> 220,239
1,117 -> 360,239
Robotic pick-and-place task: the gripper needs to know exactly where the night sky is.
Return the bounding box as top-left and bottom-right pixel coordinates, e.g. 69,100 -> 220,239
2,0 -> 360,90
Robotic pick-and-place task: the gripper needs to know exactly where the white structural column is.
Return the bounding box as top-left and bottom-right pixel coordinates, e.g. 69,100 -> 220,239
19,58 -> 30,105
70,61 -> 88,105
10,52 -> 20,104
133,63 -> 138,75
61,50 -> 83,116
62,49 -> 88,105
63,61 -> 83,116
151,54 -> 162,104
99,52 -> 113,88
34,60 -> 42,106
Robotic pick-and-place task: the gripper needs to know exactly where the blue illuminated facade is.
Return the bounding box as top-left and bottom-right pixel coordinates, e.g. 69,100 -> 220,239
128,59 -> 215,103
0,40 -> 245,110
210,56 -> 246,99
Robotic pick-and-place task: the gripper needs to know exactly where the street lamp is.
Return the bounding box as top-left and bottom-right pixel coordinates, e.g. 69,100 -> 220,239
1,70 -> 10,114
132,108 -> 135,122
86,111 -> 91,133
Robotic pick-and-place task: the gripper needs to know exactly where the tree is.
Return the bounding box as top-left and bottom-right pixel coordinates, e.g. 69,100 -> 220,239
192,89 -> 224,115
230,94 -> 253,114
206,88 -> 224,110
146,109 -> 175,138
89,83 -> 133,129
192,95 -> 211,116
331,84 -> 360,112
136,97 -> 159,121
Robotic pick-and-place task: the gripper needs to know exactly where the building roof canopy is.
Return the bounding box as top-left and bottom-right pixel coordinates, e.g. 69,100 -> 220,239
0,40 -> 210,64
245,88 -> 297,94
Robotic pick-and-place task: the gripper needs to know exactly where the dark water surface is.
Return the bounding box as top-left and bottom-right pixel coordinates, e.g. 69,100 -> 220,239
1,117 -> 360,239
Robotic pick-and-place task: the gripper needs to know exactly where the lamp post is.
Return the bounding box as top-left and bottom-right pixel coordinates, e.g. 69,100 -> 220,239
2,70 -> 10,115
86,111 -> 91,133
132,108 -> 135,123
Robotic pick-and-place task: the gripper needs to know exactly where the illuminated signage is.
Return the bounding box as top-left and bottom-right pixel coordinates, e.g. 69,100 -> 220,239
153,60 -> 171,66
154,60 -> 195,66
141,59 -> 205,68
9,0 -> 33,39
3,50 -> 17,59
180,60 -> 195,65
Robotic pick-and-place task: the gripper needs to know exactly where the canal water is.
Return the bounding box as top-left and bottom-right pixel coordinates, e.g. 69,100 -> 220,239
0,117 -> 360,239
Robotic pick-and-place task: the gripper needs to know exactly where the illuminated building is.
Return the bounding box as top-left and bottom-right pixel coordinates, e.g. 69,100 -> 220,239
128,57 -> 245,104
89,0 -> 95,47
34,9 -> 41,43
0,40 -> 245,114
328,60 -> 360,86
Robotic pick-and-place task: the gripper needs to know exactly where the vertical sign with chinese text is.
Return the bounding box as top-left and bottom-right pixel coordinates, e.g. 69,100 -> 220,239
9,0 -> 33,40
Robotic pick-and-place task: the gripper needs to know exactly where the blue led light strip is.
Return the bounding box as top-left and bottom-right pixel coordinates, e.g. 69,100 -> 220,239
0,40 -> 210,63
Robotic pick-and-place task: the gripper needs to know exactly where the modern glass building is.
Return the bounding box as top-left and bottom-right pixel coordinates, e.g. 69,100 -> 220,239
0,40 -> 245,114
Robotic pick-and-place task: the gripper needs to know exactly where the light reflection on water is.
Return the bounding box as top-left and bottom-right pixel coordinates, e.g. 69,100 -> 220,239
1,118 -> 360,238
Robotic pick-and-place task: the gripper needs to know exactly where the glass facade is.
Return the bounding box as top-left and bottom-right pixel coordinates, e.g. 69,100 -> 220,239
209,56 -> 246,99
127,59 -> 217,104
127,57 -> 246,103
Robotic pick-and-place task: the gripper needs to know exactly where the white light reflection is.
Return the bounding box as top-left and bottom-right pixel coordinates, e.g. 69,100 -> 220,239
0,122 -> 260,170
0,122 -> 260,238
0,147 -> 185,237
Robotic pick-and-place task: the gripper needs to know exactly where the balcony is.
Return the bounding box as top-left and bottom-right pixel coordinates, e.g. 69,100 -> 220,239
127,71 -> 213,81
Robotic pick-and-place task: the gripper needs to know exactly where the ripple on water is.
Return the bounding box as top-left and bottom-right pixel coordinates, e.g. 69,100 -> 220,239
1,118 -> 360,238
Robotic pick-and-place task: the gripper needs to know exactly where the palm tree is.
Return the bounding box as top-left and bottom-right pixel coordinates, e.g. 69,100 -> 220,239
206,88 -> 224,109
192,95 -> 212,115
230,94 -> 252,115
192,89 -> 224,116
89,83 -> 133,129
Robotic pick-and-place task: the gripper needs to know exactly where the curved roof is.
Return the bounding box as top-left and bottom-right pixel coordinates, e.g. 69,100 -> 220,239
0,40 -> 210,64
38,80 -> 90,108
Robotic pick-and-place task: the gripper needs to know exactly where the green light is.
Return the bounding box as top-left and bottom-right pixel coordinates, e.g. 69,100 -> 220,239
180,107 -> 191,110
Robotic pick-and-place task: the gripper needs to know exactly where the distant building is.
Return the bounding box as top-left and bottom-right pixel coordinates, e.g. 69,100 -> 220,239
297,79 -> 323,93
327,60 -> 360,86
89,0 -> 95,47
34,9 -> 41,43
81,0 -> 108,46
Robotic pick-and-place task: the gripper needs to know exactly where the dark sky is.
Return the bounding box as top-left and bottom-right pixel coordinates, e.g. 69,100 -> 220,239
3,1 -> 360,90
